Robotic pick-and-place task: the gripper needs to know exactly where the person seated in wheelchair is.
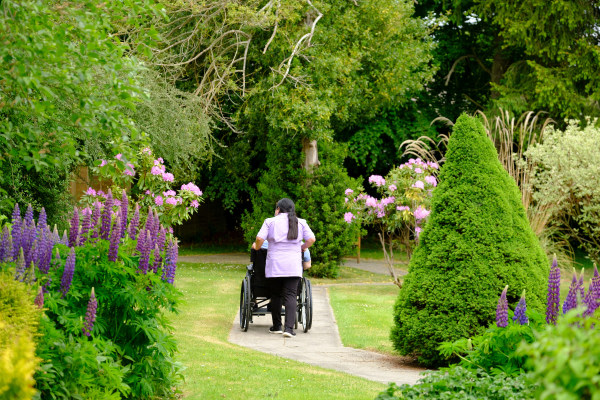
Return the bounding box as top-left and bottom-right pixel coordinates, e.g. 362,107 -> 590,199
251,198 -> 315,338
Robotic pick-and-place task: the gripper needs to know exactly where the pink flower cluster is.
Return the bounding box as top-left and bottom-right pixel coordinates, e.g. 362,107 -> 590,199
344,212 -> 355,223
368,175 -> 386,187
181,183 -> 202,196
413,206 -> 431,220
400,158 -> 439,170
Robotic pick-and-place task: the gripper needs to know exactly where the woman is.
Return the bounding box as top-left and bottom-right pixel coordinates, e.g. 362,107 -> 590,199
251,198 -> 315,337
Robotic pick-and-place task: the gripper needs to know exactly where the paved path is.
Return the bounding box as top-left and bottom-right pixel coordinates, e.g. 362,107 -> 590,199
228,285 -> 424,386
180,253 -> 425,385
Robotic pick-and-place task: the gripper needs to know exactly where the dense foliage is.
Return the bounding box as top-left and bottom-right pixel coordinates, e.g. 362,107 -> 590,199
392,115 -> 548,366
0,274 -> 39,399
525,120 -> 600,264
1,201 -> 184,399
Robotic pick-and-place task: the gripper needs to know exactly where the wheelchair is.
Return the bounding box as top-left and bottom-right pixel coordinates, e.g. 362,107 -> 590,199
239,248 -> 313,333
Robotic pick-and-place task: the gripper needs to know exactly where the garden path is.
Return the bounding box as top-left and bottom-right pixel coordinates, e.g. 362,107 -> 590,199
178,253 -> 425,386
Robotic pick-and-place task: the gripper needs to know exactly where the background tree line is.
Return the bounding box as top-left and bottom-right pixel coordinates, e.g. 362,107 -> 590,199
1,0 -> 599,275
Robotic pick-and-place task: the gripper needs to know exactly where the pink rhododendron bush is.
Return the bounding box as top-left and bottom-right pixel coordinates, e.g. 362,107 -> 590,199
344,158 -> 438,286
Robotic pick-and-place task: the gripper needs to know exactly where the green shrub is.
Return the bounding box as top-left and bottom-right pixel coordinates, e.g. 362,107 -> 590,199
391,114 -> 548,367
0,273 -> 40,400
375,367 -> 536,400
519,309 -> 600,399
439,309 -> 544,376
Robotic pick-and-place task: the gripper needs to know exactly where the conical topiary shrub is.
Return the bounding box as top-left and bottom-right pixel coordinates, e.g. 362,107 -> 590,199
391,114 -> 548,367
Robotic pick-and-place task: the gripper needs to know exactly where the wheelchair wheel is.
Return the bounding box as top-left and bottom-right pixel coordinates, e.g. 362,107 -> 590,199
305,278 -> 313,331
239,276 -> 251,331
300,278 -> 312,333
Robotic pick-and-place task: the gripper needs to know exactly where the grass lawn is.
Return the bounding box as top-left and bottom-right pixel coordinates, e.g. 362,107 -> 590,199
171,262 -> 386,399
328,285 -> 399,355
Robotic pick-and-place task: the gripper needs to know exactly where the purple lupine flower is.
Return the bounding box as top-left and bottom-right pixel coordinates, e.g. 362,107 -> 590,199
68,207 -> 79,248
128,204 -> 140,240
100,190 -> 113,240
22,219 -> 36,264
51,248 -> 61,271
0,226 -> 10,262
37,207 -> 48,232
82,287 -> 97,337
546,256 -> 561,325
11,203 -> 21,224
37,230 -> 53,274
24,204 -> 34,226
61,230 -> 68,246
90,201 -> 101,238
34,287 -> 44,308
162,239 -> 179,284
108,215 -> 121,262
513,290 -> 529,325
151,210 -> 160,241
583,279 -> 598,317
143,209 -> 154,246
120,190 -> 128,238
25,240 -> 37,273
563,270 -> 579,314
592,264 -> 600,303
138,230 -> 152,274
14,248 -> 25,281
79,208 -> 92,245
496,285 -> 509,328
157,226 -> 166,251
11,217 -> 21,261
136,226 -> 146,253
61,248 -> 76,296
151,244 -> 162,274
578,268 -> 585,303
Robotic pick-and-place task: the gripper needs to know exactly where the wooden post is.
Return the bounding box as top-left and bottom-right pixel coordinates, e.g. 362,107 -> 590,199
356,236 -> 361,264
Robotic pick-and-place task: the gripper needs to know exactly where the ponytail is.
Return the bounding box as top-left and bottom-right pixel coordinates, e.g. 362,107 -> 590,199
276,198 -> 298,240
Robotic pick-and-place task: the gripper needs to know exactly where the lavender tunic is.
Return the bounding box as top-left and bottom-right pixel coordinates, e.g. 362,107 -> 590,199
256,213 -> 315,278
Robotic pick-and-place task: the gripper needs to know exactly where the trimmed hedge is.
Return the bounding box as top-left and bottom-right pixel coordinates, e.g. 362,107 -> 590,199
391,114 -> 548,367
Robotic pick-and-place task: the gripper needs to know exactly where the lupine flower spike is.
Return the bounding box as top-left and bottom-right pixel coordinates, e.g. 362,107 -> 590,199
546,255 -> 561,325
15,248 -> 25,281
34,286 -> 44,309
496,285 -> 509,328
120,190 -> 128,238
128,204 -> 140,240
578,268 -> 585,302
68,207 -> 79,247
100,190 -> 113,240
513,290 -> 528,325
108,215 -> 121,262
138,231 -> 152,274
82,287 -> 97,337
563,269 -> 578,314
61,248 -> 76,297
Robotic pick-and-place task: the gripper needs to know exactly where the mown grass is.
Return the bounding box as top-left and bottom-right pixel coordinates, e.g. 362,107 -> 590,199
171,262 -> 386,400
328,284 -> 399,355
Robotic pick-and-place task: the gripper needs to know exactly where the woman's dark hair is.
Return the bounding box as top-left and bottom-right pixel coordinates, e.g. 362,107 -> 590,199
276,198 -> 298,240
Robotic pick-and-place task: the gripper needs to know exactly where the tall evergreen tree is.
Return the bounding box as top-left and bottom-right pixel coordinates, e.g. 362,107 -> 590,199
391,114 -> 548,367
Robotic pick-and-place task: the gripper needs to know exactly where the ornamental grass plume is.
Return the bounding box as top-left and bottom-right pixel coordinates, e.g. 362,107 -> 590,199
82,287 -> 97,337
496,285 -> 509,327
120,190 -> 128,238
68,207 -> 79,248
563,269 -> 579,314
108,215 -> 121,262
546,255 -> 561,325
513,290 -> 529,325
100,190 -> 113,240
61,248 -> 76,296
128,203 -> 140,240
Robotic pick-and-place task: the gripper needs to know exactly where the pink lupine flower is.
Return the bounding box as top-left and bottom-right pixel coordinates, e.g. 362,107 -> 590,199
162,173 -> 174,182
155,196 -> 164,206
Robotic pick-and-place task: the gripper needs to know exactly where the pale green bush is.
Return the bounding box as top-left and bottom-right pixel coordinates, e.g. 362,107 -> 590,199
525,120 -> 600,263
